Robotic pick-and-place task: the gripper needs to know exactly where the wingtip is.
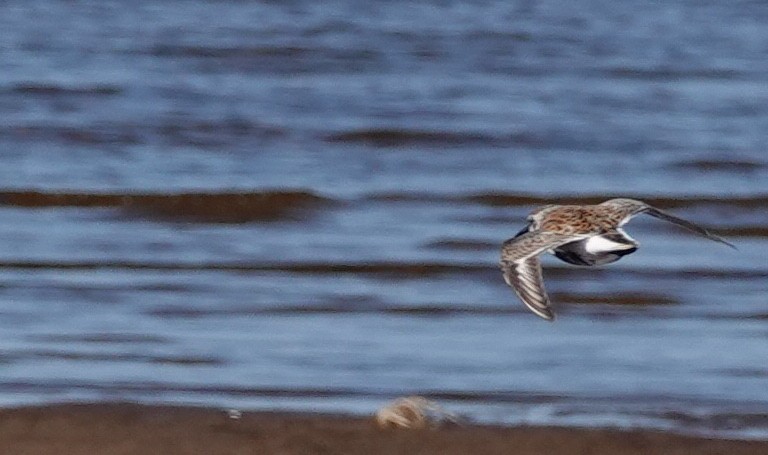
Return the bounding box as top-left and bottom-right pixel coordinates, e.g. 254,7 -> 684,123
713,235 -> 737,250
538,311 -> 556,322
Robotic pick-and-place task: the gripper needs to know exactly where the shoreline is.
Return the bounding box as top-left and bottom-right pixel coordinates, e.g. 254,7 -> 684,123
0,403 -> 765,454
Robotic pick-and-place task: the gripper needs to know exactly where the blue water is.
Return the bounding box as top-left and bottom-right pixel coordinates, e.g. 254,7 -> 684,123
0,0 -> 767,439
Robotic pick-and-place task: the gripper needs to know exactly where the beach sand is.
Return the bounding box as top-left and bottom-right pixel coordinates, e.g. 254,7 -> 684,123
0,403 -> 765,454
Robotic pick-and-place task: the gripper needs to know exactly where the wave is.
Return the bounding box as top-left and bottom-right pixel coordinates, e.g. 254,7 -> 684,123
3,190 -> 764,219
0,381 -> 378,399
9,83 -> 122,96
604,66 -> 744,81
0,260 -> 762,280
148,44 -> 311,59
0,380 -> 564,403
156,119 -> 285,145
9,350 -> 223,366
142,44 -> 384,73
146,304 -> 526,319
658,411 -> 768,432
4,125 -> 141,145
551,292 -> 679,306
670,160 -> 765,173
147,292 -> 678,319
4,119 -> 285,146
324,129 -> 540,148
29,333 -> 169,345
365,192 -> 768,209
0,261 -> 486,277
0,190 -> 334,223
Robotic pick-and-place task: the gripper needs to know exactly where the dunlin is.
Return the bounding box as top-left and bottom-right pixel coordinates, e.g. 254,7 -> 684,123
500,198 -> 735,320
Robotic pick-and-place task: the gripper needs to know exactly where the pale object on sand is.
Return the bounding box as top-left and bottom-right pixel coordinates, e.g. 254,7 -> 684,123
375,396 -> 460,429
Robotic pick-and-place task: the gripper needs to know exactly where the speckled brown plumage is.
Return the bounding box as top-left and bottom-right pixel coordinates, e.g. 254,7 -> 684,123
500,198 -> 735,321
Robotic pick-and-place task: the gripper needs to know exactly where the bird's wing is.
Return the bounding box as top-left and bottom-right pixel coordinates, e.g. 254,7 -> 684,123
500,231 -> 586,320
607,199 -> 736,249
502,256 -> 554,320
643,206 -> 735,249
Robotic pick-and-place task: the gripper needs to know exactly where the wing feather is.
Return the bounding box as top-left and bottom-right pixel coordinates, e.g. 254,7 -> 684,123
602,199 -> 735,249
503,256 -> 553,320
500,231 -> 585,320
643,207 -> 736,249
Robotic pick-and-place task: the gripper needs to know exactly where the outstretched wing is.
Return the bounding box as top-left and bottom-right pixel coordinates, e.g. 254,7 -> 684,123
643,207 -> 735,249
500,231 -> 585,320
502,256 -> 554,320
602,198 -> 736,249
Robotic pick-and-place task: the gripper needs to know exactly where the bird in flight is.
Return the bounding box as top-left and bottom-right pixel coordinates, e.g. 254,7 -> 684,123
500,198 -> 735,321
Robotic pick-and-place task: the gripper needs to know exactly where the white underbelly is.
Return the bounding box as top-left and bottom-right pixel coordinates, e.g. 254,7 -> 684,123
584,234 -> 636,254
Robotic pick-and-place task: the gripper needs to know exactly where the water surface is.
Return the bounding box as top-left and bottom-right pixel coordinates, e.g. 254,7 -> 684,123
0,0 -> 767,439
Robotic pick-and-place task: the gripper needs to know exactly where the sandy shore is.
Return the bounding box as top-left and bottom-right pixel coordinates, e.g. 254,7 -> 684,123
0,403 -> 764,454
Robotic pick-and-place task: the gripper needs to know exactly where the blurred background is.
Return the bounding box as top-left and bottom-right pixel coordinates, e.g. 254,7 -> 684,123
1,0 -> 767,438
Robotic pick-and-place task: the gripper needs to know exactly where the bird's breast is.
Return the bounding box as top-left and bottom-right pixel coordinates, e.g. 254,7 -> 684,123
552,232 -> 638,267
583,234 -> 635,254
